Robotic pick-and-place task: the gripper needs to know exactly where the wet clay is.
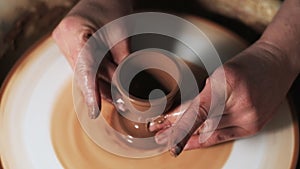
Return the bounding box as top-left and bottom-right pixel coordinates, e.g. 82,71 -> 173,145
129,68 -> 173,100
51,79 -> 233,169
112,60 -> 209,138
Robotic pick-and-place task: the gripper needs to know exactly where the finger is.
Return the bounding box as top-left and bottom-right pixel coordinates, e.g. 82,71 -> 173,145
110,39 -> 130,65
165,79 -> 213,157
148,115 -> 172,132
196,114 -> 234,133
154,128 -> 173,145
97,78 -> 113,102
153,98 -> 208,157
53,0 -> 132,120
75,45 -> 101,119
52,16 -> 95,68
96,20 -> 130,65
168,104 -> 207,157
53,15 -> 102,119
149,104 -> 230,135
76,71 -> 101,119
148,101 -> 191,132
198,110 -> 269,134
168,67 -> 231,157
97,56 -> 117,83
184,127 -> 248,150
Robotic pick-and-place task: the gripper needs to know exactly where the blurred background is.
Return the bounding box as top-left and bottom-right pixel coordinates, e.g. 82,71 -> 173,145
0,0 -> 299,168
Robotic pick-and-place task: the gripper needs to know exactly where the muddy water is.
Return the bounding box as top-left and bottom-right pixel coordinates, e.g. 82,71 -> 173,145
51,80 -> 233,169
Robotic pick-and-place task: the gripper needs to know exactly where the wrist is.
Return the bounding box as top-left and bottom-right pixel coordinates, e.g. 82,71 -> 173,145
226,42 -> 297,102
255,40 -> 299,79
259,0 -> 300,75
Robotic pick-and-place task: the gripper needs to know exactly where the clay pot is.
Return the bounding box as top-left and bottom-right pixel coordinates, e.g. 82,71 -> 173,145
112,49 -> 182,137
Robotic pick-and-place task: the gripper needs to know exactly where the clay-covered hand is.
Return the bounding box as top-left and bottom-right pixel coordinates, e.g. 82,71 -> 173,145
149,0 -> 300,157
52,0 -> 132,119
150,41 -> 299,156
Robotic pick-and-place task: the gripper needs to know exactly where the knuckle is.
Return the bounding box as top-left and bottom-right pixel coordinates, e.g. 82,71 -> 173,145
200,131 -> 233,147
54,17 -> 75,35
198,105 -> 209,119
189,99 -> 209,123
240,109 -> 259,124
197,105 -> 209,123
57,16 -> 80,30
222,65 -> 240,91
199,120 -> 209,133
203,120 -> 210,131
233,88 -> 255,110
194,97 -> 209,116
54,16 -> 95,42
201,138 -> 215,147
216,132 -> 234,142
200,142 -> 212,148
201,119 -> 216,133
76,61 -> 90,74
79,28 -> 94,42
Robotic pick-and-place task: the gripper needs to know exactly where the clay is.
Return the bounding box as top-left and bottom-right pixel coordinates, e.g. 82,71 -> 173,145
51,80 -> 233,169
112,50 -> 182,138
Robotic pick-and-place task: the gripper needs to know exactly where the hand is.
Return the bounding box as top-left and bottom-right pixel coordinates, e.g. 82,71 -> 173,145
150,0 -> 300,157
150,41 -> 299,156
52,0 -> 132,118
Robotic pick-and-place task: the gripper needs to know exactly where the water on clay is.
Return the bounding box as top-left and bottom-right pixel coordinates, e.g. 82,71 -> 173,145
51,79 -> 233,169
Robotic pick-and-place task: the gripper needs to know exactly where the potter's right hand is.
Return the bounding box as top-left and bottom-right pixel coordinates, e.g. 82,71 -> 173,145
148,0 -> 300,157
52,0 -> 132,119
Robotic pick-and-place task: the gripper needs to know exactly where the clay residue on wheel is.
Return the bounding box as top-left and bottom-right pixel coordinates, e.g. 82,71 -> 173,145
50,79 -> 233,169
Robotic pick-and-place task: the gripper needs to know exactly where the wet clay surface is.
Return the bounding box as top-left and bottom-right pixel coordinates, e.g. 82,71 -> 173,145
51,80 -> 233,169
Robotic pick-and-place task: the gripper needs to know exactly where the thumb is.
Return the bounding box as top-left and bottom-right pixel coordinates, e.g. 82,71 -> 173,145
155,79 -> 212,157
52,16 -> 101,119
110,39 -> 130,65
74,42 -> 101,119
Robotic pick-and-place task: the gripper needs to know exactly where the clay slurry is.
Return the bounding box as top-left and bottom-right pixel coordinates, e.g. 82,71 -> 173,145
51,80 -> 233,169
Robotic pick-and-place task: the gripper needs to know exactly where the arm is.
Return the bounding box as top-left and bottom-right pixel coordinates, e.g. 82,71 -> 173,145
259,0 -> 300,75
150,0 -> 300,157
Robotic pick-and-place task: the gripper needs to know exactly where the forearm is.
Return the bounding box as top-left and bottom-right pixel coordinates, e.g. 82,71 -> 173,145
259,0 -> 300,76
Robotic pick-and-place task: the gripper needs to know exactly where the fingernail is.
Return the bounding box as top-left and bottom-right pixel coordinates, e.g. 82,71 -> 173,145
147,116 -> 170,132
148,122 -> 168,132
169,145 -> 183,157
88,105 -> 100,119
155,130 -> 170,145
148,122 -> 157,132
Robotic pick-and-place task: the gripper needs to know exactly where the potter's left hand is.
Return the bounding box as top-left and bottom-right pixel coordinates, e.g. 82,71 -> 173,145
52,0 -> 132,119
